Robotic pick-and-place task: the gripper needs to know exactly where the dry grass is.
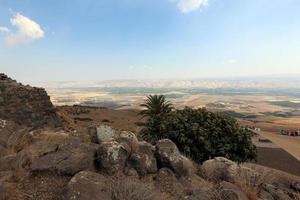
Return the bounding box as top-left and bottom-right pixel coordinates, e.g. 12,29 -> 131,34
33,130 -> 69,143
109,176 -> 156,200
7,130 -> 33,155
234,165 -> 276,200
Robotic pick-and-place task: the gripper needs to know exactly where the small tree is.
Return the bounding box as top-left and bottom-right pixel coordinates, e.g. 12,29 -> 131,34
140,95 -> 173,143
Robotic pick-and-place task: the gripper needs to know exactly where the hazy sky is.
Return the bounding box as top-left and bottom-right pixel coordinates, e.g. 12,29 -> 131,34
0,0 -> 300,83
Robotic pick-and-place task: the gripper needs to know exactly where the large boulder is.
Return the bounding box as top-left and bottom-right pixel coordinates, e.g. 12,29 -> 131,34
201,157 -> 240,182
127,141 -> 157,176
62,171 -> 110,200
18,139 -> 96,176
201,157 -> 259,185
155,139 -> 195,177
96,141 -> 130,175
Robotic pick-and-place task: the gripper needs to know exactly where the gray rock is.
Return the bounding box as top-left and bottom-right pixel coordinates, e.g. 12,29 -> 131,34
259,183 -> 292,200
117,131 -> 138,144
201,157 -> 239,182
0,154 -> 16,171
127,141 -> 157,176
291,181 -> 300,193
155,139 -> 195,177
87,125 -> 98,144
96,125 -> 116,143
96,140 -> 130,175
62,171 -> 111,200
26,140 -> 96,175
124,167 -> 139,178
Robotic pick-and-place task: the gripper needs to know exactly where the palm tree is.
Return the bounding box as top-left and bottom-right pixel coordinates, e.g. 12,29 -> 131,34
140,94 -> 173,119
140,94 -> 173,143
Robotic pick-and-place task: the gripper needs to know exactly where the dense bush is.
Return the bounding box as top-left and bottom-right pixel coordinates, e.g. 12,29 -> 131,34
142,105 -> 257,163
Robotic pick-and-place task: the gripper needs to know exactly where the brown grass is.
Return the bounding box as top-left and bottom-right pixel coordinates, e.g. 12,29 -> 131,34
108,176 -> 156,200
234,165 -> 276,200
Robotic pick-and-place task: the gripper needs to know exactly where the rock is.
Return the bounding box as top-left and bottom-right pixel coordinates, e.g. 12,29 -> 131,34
96,125 -> 117,143
259,183 -> 292,200
96,140 -> 130,175
0,73 -> 62,128
117,131 -> 138,144
201,157 -> 240,182
218,181 -> 249,200
124,167 -> 139,178
21,139 -> 96,175
291,181 -> 300,193
0,145 -> 5,157
62,171 -> 111,200
0,154 -> 16,171
127,141 -> 157,176
155,139 -> 195,177
87,125 -> 99,144
0,171 -> 14,200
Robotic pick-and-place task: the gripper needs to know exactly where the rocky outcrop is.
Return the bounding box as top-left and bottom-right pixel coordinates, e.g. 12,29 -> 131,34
62,171 -> 110,200
155,139 -> 196,177
0,73 -> 62,128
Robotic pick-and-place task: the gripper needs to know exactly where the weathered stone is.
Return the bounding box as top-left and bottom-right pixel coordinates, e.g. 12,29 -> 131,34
96,140 -> 130,175
62,171 -> 111,200
155,139 -> 195,177
259,183 -> 292,200
87,125 -> 99,144
291,181 -> 300,193
96,125 -> 117,143
0,171 -> 14,200
0,73 -> 62,128
0,154 -> 16,171
23,140 -> 96,175
117,131 -> 138,144
201,157 -> 239,182
127,141 -> 157,176
124,167 -> 139,178
201,157 -> 260,186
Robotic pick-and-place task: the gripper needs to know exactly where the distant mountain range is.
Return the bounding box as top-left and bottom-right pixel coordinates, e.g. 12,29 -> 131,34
36,76 -> 300,89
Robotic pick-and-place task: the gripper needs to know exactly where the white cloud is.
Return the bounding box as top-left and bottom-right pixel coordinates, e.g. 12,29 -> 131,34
0,27 -> 10,33
169,0 -> 209,13
3,13 -> 44,46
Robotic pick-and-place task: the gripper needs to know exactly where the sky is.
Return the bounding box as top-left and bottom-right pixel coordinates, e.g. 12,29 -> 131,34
0,0 -> 300,83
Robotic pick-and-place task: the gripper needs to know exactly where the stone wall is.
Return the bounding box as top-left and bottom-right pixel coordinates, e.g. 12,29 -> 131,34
0,73 -> 62,128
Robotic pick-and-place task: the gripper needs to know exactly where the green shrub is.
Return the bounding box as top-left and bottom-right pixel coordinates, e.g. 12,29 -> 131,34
142,106 -> 257,163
